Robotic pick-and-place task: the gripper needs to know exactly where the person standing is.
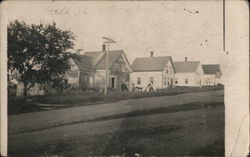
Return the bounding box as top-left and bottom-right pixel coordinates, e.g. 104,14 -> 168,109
145,80 -> 154,92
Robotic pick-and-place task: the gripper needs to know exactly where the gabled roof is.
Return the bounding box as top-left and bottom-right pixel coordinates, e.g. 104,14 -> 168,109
93,50 -> 124,70
72,55 -> 95,72
131,56 -> 173,72
83,51 -> 106,67
202,64 -> 221,75
72,50 -> 130,71
173,61 -> 200,73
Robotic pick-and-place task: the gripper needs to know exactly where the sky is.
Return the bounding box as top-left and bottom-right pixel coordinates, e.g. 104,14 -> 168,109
3,1 -> 229,73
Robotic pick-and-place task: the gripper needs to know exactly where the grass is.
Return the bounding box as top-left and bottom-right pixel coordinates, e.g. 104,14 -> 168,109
33,86 -> 224,104
8,89 -> 224,156
12,101 -> 224,135
8,86 -> 224,115
9,89 -> 224,137
92,101 -> 224,122
96,105 -> 225,157
8,103 -> 224,156
8,96 -> 42,115
192,139 -> 225,156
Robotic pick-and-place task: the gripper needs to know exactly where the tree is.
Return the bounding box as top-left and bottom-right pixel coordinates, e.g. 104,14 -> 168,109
8,20 -> 75,96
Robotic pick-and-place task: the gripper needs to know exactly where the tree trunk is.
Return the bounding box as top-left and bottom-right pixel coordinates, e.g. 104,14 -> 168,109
23,82 -> 28,97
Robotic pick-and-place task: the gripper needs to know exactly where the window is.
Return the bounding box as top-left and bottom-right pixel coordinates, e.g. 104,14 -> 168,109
175,78 -> 178,84
185,78 -> 188,84
122,65 -> 125,72
150,77 -> 154,84
164,77 -> 167,85
137,77 -> 141,85
166,66 -> 168,73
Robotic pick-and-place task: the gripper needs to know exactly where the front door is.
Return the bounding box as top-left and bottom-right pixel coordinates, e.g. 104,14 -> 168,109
79,73 -> 88,89
111,77 -> 115,89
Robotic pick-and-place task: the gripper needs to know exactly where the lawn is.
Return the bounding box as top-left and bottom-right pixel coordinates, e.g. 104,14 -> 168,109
8,89 -> 224,156
8,86 -> 224,115
8,90 -> 223,135
8,103 -> 224,156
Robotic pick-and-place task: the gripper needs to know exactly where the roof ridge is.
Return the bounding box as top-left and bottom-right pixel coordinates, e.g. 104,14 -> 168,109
94,50 -> 124,70
174,61 -> 200,63
135,56 -> 171,59
84,49 -> 124,53
202,64 -> 220,66
131,56 -> 172,71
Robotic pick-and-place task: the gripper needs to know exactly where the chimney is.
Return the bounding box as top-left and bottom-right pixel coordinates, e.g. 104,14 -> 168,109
185,57 -> 187,62
150,51 -> 154,57
102,44 -> 106,51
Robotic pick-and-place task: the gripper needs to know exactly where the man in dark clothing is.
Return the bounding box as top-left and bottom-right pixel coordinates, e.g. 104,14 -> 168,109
121,82 -> 128,91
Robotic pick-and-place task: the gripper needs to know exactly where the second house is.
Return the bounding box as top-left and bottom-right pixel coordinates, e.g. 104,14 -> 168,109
130,52 -> 175,91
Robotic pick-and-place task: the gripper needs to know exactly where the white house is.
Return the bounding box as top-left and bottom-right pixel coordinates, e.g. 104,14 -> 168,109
130,52 -> 175,91
201,64 -> 222,86
173,57 -> 203,87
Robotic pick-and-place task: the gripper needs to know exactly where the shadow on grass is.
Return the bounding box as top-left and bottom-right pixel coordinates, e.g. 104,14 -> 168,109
12,102 -> 224,135
8,97 -> 43,115
8,102 -> 225,156
192,139 -> 224,156
101,102 -> 225,156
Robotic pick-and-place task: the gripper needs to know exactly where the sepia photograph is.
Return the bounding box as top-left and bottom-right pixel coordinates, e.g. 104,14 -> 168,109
0,0 -> 249,157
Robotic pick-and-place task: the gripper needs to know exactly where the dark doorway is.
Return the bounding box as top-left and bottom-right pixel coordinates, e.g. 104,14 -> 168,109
111,77 -> 115,89
79,73 -> 88,89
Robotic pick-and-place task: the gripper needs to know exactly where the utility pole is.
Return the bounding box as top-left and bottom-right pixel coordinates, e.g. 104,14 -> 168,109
103,37 -> 116,95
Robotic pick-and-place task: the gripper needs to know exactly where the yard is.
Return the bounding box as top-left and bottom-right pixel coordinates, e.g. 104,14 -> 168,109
8,89 -> 224,156
8,86 -> 224,114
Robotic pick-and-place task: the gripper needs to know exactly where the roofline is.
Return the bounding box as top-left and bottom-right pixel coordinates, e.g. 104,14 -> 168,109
84,49 -> 124,53
169,57 -> 176,73
121,51 -> 133,72
175,71 -> 198,74
131,56 -> 173,72
70,57 -> 96,72
173,61 -> 201,73
174,61 -> 201,63
202,64 -> 222,75
202,64 -> 220,66
132,70 -> 164,72
93,50 -> 125,69
132,56 -> 172,61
